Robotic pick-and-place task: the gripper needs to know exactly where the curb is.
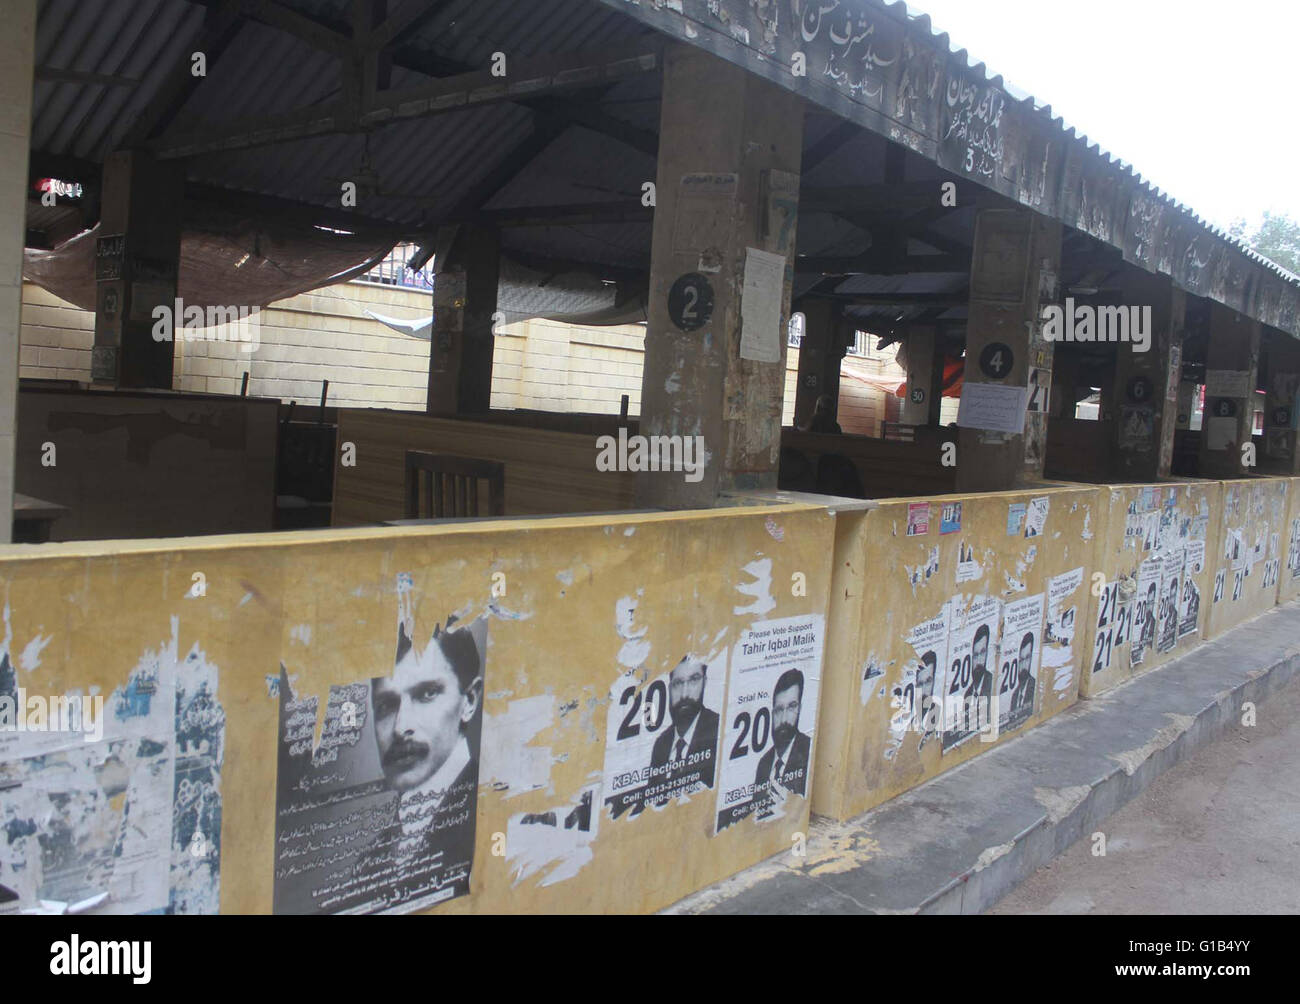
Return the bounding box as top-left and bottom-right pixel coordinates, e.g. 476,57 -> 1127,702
667,600 -> 1300,915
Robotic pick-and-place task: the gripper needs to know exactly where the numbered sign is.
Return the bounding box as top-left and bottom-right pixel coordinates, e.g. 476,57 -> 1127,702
1126,375 -> 1154,404
668,273 -> 714,332
1092,581 -> 1132,676
979,342 -> 1014,380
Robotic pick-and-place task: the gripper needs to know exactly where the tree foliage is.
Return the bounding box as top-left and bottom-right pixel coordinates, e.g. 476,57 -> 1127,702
1230,212 -> 1300,274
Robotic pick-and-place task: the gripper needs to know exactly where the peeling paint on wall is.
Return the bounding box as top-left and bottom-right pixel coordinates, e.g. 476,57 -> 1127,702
506,783 -> 601,888
0,616 -> 224,916
733,558 -> 776,616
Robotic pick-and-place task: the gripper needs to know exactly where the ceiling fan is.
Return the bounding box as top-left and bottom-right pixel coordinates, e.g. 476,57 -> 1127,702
320,132 -> 441,206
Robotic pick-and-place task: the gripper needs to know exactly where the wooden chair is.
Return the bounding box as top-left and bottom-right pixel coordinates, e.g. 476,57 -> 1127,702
404,451 -> 505,519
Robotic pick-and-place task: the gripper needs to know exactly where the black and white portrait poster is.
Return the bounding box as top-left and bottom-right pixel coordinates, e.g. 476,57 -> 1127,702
714,616 -> 823,834
998,594 -> 1044,735
942,595 -> 1001,753
901,606 -> 951,755
1178,541 -> 1205,639
1130,557 -> 1161,667
273,594 -> 487,915
1156,547 -> 1184,655
600,652 -> 725,820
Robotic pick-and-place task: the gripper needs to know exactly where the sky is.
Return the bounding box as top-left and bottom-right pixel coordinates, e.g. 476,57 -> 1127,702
906,0 -> 1297,234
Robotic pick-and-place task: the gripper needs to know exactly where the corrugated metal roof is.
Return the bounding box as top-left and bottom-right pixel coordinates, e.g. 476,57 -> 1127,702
26,0 -> 1300,326
892,0 -> 1300,284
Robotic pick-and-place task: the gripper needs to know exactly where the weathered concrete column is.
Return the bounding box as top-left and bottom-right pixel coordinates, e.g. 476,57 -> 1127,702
955,208 -> 1062,491
793,298 -> 846,429
94,151 -> 184,388
1260,333 -> 1300,475
1109,273 -> 1186,481
636,43 -> 804,509
1,0 -> 36,543
900,324 -> 940,426
1198,301 -> 1261,478
428,225 -> 500,416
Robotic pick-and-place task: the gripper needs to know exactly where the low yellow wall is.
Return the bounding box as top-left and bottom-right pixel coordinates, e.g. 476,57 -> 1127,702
1277,476 -> 1300,605
1205,478 -> 1292,640
812,485 -> 1098,822
1079,481 -> 1222,698
0,503 -> 834,915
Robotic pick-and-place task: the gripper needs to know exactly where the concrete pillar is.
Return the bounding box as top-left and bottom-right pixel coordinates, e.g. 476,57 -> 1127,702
793,298 -> 845,429
900,324 -> 939,426
956,208 -> 1062,491
1260,334 -> 1300,475
1198,302 -> 1261,478
636,43 -> 805,508
428,225 -> 500,416
0,0 -> 36,543
94,151 -> 184,388
1110,273 -> 1186,481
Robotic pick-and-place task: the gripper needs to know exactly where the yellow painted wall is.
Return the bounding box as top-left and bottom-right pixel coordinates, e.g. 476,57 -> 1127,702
1205,478 -> 1291,639
1079,481 -> 1222,698
812,485 -> 1098,822
0,503 -> 834,915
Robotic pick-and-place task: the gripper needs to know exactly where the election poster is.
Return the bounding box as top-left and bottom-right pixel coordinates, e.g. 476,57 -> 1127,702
601,651 -> 725,820
1178,541 -> 1206,639
997,593 -> 1044,734
1043,567 -> 1084,698
1130,557 -> 1162,667
942,595 -> 1001,753
272,609 -> 488,916
715,615 -> 823,834
1091,579 -> 1133,677
1156,547 -> 1184,654
901,604 -> 951,755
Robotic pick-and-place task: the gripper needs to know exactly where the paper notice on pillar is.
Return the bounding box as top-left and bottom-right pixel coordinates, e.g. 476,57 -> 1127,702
1130,557 -> 1162,667
941,595 -> 1000,753
1043,568 -> 1085,697
739,248 -> 786,363
900,604 -> 951,756
957,382 -> 1030,435
601,654 -> 725,821
1142,511 -> 1161,552
907,502 -> 930,536
272,614 -> 488,916
1124,510 -> 1144,548
1206,369 -> 1252,399
993,593 -> 1043,735
1006,503 -> 1027,536
1155,547 -> 1185,654
1026,369 -> 1050,413
955,540 -> 982,584
1024,496 -> 1049,539
1226,528 -> 1245,570
714,615 -> 823,834
1205,416 -> 1238,451
1178,542 -> 1206,639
